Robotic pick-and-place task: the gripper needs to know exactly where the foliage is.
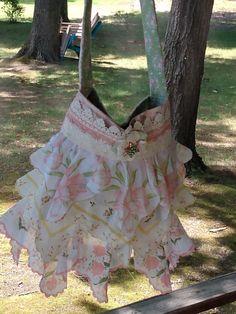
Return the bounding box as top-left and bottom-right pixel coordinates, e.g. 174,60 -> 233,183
2,0 -> 24,22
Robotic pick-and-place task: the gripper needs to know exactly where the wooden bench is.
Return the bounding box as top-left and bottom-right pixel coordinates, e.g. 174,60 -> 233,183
60,13 -> 101,57
104,272 -> 236,314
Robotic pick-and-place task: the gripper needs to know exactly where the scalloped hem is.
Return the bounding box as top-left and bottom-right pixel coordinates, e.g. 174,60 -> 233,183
0,216 -> 195,303
0,95 -> 195,302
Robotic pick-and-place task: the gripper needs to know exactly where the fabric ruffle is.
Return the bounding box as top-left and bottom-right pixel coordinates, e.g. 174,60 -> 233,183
0,93 -> 195,302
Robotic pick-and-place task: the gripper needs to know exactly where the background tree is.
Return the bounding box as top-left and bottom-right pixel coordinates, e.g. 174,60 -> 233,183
2,0 -> 24,22
164,0 -> 214,174
16,0 -> 64,62
15,0 -> 215,162
61,0 -> 70,22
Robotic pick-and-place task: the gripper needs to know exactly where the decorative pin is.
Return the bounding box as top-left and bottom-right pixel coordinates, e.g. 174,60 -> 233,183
125,142 -> 139,158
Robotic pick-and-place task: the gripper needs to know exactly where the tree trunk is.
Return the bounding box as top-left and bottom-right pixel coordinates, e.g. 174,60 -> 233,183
61,0 -> 70,22
16,0 -> 63,62
164,0 -> 214,174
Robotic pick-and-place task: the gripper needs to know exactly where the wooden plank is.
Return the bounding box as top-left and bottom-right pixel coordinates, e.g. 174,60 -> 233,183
60,25 -> 72,57
60,25 -> 82,33
104,272 -> 236,314
61,21 -> 82,26
69,16 -> 101,48
60,13 -> 100,34
91,13 -> 100,29
60,12 -> 101,56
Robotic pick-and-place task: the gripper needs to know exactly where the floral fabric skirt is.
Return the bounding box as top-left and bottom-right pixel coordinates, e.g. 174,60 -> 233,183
0,92 -> 195,302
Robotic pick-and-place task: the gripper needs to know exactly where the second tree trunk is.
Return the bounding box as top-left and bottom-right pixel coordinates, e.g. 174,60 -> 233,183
164,0 -> 214,172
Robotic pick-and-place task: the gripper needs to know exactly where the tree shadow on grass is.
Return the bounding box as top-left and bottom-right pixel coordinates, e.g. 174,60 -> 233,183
195,190 -> 235,225
76,299 -> 108,314
109,262 -> 143,287
92,11 -> 168,60
0,21 -> 31,49
197,111 -> 235,171
211,11 -> 236,29
176,238 -> 236,299
176,162 -> 236,293
0,60 -> 152,208
0,68 -> 75,204
200,59 -> 236,118
92,64 -> 149,123
73,265 -> 146,314
0,9 -> 235,59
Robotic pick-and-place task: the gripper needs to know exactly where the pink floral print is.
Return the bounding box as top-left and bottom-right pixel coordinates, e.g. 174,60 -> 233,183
91,261 -> 105,276
43,152 -> 63,170
53,181 -> 68,203
52,166 -> 87,203
67,173 -> 87,200
160,272 -> 171,287
92,166 -> 112,187
93,245 -> 106,257
0,91 -> 195,303
145,256 -> 160,270
45,276 -> 57,291
114,186 -> 149,216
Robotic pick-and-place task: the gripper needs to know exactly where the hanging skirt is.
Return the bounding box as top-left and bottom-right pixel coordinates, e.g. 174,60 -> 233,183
0,92 -> 195,302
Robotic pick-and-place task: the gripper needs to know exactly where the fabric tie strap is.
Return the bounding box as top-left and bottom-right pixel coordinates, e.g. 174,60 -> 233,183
79,0 -> 93,97
140,0 -> 168,105
79,0 -> 168,106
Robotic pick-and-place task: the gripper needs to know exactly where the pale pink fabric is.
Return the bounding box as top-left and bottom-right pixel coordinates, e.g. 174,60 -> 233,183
0,93 -> 195,302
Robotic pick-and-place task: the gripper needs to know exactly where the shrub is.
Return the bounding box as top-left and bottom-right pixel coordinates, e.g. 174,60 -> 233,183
2,0 -> 24,22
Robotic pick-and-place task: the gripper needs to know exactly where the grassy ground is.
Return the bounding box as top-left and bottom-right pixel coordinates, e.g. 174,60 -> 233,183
0,1 -> 235,313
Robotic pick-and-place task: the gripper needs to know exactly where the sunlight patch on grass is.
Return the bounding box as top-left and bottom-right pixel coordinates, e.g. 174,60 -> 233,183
18,70 -> 40,83
68,1 -> 139,18
199,139 -> 235,149
155,0 -> 171,12
0,48 -> 18,59
0,4 -> 34,20
21,4 -> 34,19
0,91 -> 17,98
0,236 -> 12,256
181,216 -> 235,241
213,0 -> 236,12
196,117 -> 236,169
95,55 -> 147,69
0,63 -> 40,85
206,47 -> 236,60
0,267 -> 158,313
130,0 -> 172,12
1,0 -> 235,21
197,146 -> 235,169
0,202 -> 14,214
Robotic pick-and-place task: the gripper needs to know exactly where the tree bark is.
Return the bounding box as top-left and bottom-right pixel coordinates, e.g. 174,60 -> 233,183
164,0 -> 214,173
61,0 -> 70,22
79,0 -> 93,97
16,0 -> 63,62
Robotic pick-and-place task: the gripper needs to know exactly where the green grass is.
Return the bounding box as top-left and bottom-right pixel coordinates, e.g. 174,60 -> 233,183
0,1 -> 236,313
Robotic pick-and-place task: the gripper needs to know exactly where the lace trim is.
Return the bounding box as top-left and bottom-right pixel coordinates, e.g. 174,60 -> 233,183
70,92 -> 170,137
62,116 -> 172,160
62,92 -> 171,160
70,92 -> 122,139
61,117 -> 119,160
